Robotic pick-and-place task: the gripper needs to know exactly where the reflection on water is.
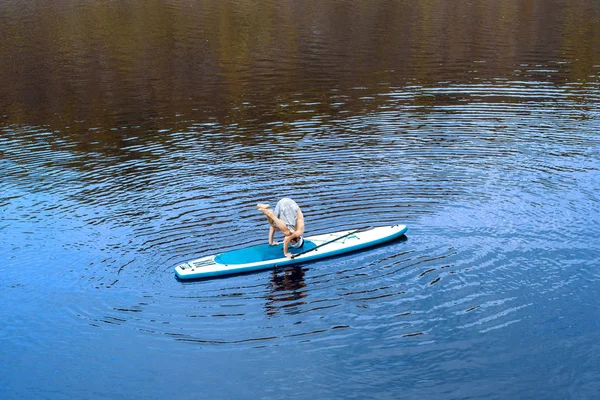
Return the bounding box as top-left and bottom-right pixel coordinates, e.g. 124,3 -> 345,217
265,266 -> 307,317
1,0 -> 600,399
1,0 -> 599,134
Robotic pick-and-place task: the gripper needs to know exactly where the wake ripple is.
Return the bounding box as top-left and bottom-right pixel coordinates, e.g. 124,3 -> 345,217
1,78 -> 599,348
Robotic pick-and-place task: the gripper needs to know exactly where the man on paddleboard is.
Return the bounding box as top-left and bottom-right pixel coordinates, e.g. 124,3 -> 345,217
257,198 -> 305,259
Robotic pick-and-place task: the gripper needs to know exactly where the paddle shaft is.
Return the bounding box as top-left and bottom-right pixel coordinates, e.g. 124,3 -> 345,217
290,226 -> 371,259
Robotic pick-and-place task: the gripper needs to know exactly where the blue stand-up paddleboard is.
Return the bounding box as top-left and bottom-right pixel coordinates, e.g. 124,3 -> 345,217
175,224 -> 407,280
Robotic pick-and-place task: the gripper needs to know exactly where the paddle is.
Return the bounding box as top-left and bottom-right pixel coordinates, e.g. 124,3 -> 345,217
290,226 -> 372,259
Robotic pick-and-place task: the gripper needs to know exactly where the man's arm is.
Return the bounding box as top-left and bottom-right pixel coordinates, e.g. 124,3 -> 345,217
283,208 -> 305,257
295,208 -> 305,236
268,225 -> 276,245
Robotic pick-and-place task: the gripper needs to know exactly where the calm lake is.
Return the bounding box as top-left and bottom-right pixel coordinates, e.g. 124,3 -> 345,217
1,0 -> 599,399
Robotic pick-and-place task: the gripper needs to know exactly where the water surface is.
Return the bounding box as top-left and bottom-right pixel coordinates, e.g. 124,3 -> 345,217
1,1 -> 600,399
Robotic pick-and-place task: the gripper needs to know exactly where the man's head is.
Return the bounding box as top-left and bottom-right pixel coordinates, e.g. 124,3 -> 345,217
290,236 -> 304,249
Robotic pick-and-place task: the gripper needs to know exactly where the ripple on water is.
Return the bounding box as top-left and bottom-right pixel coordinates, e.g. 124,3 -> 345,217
1,77 -> 599,351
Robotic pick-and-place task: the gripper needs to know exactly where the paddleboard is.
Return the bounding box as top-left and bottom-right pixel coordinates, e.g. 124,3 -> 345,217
175,224 -> 407,280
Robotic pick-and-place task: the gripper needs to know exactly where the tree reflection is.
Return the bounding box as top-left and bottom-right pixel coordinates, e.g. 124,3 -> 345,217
1,0 -> 599,139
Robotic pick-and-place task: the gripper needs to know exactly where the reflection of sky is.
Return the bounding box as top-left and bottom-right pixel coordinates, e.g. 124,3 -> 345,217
1,184 -> 133,288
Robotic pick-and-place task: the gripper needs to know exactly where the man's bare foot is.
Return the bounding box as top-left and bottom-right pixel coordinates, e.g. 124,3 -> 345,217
260,208 -> 275,218
257,205 -> 275,218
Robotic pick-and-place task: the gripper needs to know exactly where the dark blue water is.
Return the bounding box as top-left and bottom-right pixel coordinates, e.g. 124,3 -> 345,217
1,1 -> 600,399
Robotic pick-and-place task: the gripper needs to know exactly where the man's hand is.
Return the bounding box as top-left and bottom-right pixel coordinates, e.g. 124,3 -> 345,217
283,234 -> 299,259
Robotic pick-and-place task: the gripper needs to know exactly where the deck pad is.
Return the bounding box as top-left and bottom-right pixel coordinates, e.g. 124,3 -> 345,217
215,241 -> 318,264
